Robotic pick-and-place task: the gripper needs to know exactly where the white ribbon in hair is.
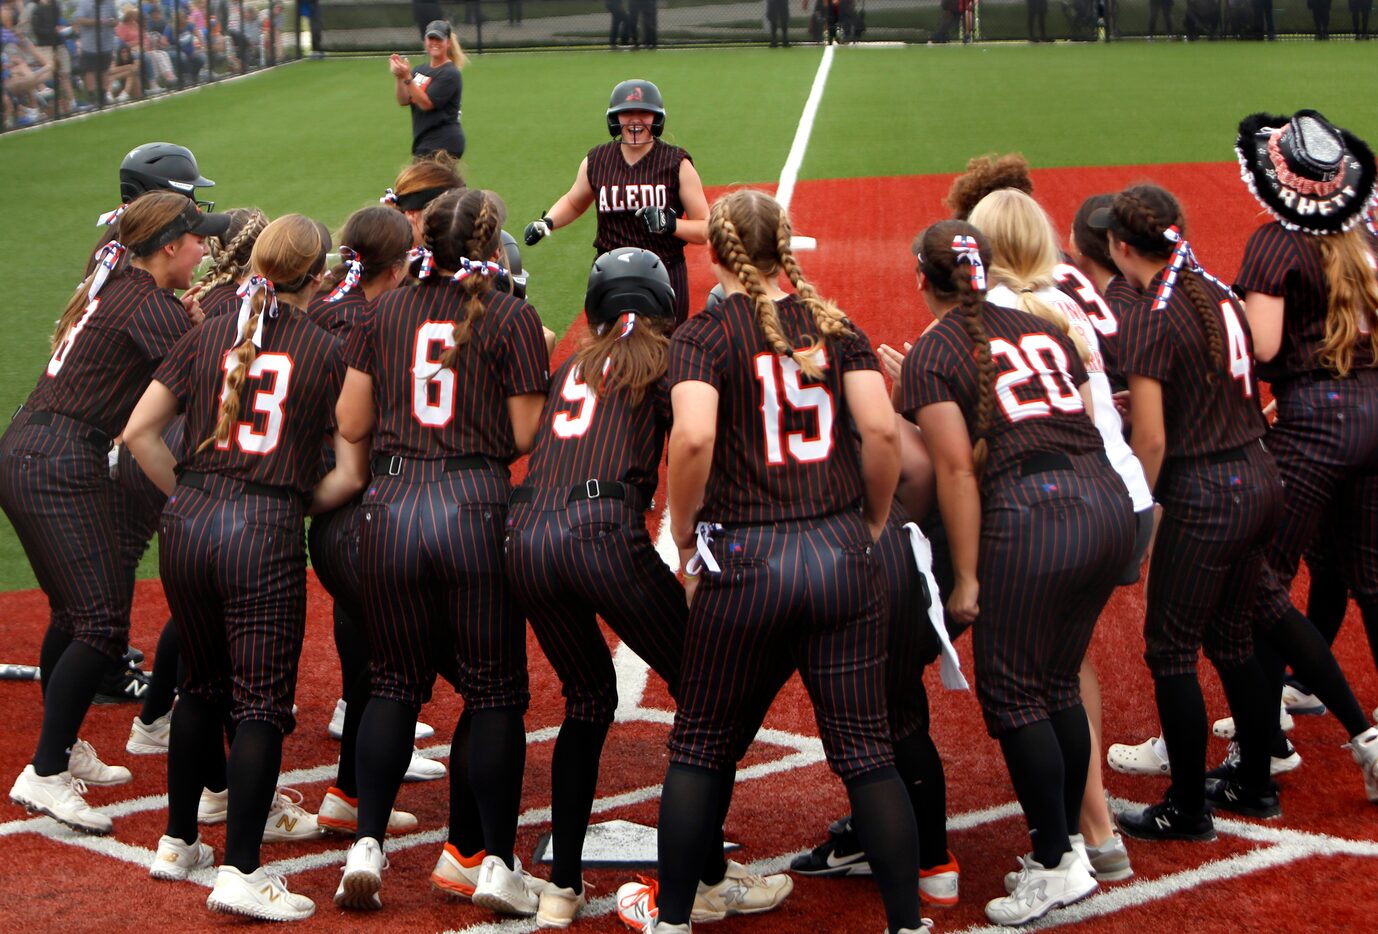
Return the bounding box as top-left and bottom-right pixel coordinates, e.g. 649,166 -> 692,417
96,204 -> 127,227
683,520 -> 723,577
380,187 -> 398,205
950,235 -> 987,292
408,247 -> 435,279
88,241 -> 127,301
232,275 -> 278,360
902,522 -> 969,691
618,313 -> 637,340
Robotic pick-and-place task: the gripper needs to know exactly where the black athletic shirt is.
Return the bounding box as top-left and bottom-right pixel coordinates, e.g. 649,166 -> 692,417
410,61 -> 464,157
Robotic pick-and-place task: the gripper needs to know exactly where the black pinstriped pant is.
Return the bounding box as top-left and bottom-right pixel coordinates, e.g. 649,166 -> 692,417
0,410 -> 128,661
669,510 -> 893,780
158,475 -> 307,732
1253,371 -> 1378,631
505,491 -> 687,725
359,466 -> 529,712
667,260 -> 689,327
974,453 -> 1134,737
1145,442 -> 1282,678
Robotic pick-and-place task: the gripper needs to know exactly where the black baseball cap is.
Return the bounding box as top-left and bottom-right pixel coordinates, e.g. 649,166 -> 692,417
424,20 -> 452,40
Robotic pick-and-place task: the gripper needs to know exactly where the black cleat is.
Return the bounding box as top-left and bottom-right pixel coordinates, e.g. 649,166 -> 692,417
1117,798 -> 1217,842
1204,778 -> 1281,819
93,659 -> 151,705
789,815 -> 871,876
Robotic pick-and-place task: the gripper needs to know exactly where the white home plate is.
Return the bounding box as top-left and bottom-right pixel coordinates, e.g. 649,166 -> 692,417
532,819 -> 739,868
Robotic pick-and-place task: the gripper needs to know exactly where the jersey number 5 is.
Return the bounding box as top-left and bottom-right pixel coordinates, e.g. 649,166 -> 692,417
754,349 -> 834,465
991,335 -> 1083,423
216,351 -> 293,454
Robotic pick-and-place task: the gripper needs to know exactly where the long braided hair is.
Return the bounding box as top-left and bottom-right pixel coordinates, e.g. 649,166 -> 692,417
706,189 -> 850,379
193,208 -> 269,293
423,188 -> 506,367
916,219 -> 997,475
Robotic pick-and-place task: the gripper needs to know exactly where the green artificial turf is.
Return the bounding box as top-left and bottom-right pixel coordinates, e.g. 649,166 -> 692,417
0,39 -> 1375,587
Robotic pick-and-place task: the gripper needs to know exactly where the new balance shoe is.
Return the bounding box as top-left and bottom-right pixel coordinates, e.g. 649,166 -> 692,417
536,881 -> 588,929
471,854 -> 542,916
1281,678 -> 1326,716
616,877 -> 658,929
404,747 -> 446,782
327,698 -> 434,741
1003,839 -> 1089,895
693,860 -> 793,921
8,765 -> 112,834
198,787 -> 228,824
1213,702 -> 1294,739
1106,735 -> 1170,776
1084,833 -> 1133,882
919,850 -> 959,906
207,865 -> 315,922
431,842 -> 486,898
789,815 -> 871,876
127,712 -> 172,755
149,834 -> 214,881
67,739 -> 132,786
1345,725 -> 1378,803
984,850 -> 1097,926
1204,777 -> 1281,819
1205,740 -> 1302,781
334,836 -> 387,910
1117,797 -> 1216,841
317,786 -> 419,836
263,787 -> 325,841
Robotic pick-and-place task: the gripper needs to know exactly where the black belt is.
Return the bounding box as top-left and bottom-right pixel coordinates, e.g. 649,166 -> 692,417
1204,444 -> 1251,465
22,410 -> 111,448
510,479 -> 642,508
1019,452 -> 1075,476
370,454 -> 491,477
178,470 -> 295,501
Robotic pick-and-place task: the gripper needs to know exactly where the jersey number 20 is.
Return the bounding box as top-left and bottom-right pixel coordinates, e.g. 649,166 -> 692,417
754,349 -> 833,465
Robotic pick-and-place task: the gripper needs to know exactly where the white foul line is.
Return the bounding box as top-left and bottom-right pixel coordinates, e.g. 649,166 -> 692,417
775,43 -> 836,212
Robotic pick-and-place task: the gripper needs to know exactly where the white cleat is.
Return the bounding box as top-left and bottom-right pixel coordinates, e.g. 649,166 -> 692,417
1347,725 -> 1378,804
985,850 -> 1097,926
8,765 -> 112,834
334,836 -> 387,910
149,834 -> 215,881
262,787 -> 325,842
472,854 -> 543,916
403,747 -> 447,782
67,739 -> 132,786
328,698 -> 434,741
127,712 -> 172,755
207,864 -> 315,922
316,786 -> 418,836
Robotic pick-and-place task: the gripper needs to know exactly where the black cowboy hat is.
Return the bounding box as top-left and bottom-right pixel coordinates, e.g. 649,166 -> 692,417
1236,109 -> 1377,236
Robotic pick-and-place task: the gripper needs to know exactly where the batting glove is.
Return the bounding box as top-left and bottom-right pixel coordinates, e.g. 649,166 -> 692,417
524,215 -> 554,246
637,206 -> 677,236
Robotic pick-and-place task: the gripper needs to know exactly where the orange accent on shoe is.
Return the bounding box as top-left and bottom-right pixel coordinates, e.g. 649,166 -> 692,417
430,843 -> 486,898
919,849 -> 960,907
454,845 -> 486,869
326,786 -> 357,805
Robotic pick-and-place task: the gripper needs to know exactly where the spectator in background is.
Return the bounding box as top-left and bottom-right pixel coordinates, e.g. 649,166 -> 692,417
299,0 -> 322,57
508,0 -> 522,25
1027,0 -> 1049,40
1252,0 -> 1275,38
1351,0 -> 1371,37
766,0 -> 790,46
1308,0 -> 1332,37
412,0 -> 443,39
108,40 -> 142,99
629,0 -> 657,47
72,0 -> 119,103
1147,0 -> 1174,35
176,13 -> 205,81
25,0 -> 77,114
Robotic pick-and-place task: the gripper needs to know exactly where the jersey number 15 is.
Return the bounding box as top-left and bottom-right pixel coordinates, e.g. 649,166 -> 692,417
754,349 -> 834,465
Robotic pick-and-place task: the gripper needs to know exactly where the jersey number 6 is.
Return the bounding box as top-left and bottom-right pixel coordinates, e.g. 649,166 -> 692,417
754,349 -> 834,465
412,322 -> 456,428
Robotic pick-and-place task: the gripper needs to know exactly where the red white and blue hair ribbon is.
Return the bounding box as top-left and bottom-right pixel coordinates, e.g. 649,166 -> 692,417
325,245 -> 363,302
452,257 -> 506,283
950,235 -> 987,291
618,313 -> 637,340
408,247 -> 435,279
96,204 -> 127,227
233,275 -> 278,356
88,241 -> 126,301
380,188 -> 398,205
1151,225 -> 1230,311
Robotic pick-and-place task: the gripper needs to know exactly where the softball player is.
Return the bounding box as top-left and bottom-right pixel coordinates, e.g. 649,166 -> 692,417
522,79 -> 709,325
124,213 -> 364,921
5,191 -> 227,835
901,221 -> 1134,926
306,205 -> 434,836
640,189 -> 922,934
333,188 -> 550,915
1234,110 -> 1378,801
382,151 -> 465,246
1087,185 -> 1282,840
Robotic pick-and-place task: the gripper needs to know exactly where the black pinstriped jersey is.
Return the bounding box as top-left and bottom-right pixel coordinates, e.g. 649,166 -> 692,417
199,281 -> 241,319
308,288 -> 369,340
344,280 -> 549,461
586,139 -> 690,265
158,307 -> 343,494
28,267 -> 189,437
670,292 -> 876,524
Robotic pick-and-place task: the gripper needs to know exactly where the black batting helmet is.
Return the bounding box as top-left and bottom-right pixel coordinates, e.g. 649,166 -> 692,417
119,142 -> 215,204
500,229 -> 529,299
703,283 -> 727,314
585,248 -> 676,329
606,79 -> 666,139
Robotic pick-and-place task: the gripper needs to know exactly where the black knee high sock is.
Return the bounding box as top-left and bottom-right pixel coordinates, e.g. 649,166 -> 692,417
38,623 -> 73,703
997,720 -> 1070,868
1049,705 -> 1091,838
1154,673 -> 1207,814
846,767 -> 922,934
698,765 -> 735,886
469,708 -> 526,866
224,720 -> 283,873
1305,559 -> 1349,645
355,697 -> 417,842
657,763 -> 720,926
166,694 -> 225,843
1357,595 -> 1378,681
333,611 -> 371,798
137,618 -> 179,725
549,718 -> 610,891
333,604 -> 369,699
1263,607 -> 1371,737
1216,657 -> 1273,791
448,708 -> 485,856
894,729 -> 948,869
33,640 -> 116,776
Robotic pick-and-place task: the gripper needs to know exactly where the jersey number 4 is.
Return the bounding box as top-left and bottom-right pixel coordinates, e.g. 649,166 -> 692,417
216,352 -> 293,454
991,335 -> 1083,423
1219,300 -> 1253,397
754,350 -> 834,465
